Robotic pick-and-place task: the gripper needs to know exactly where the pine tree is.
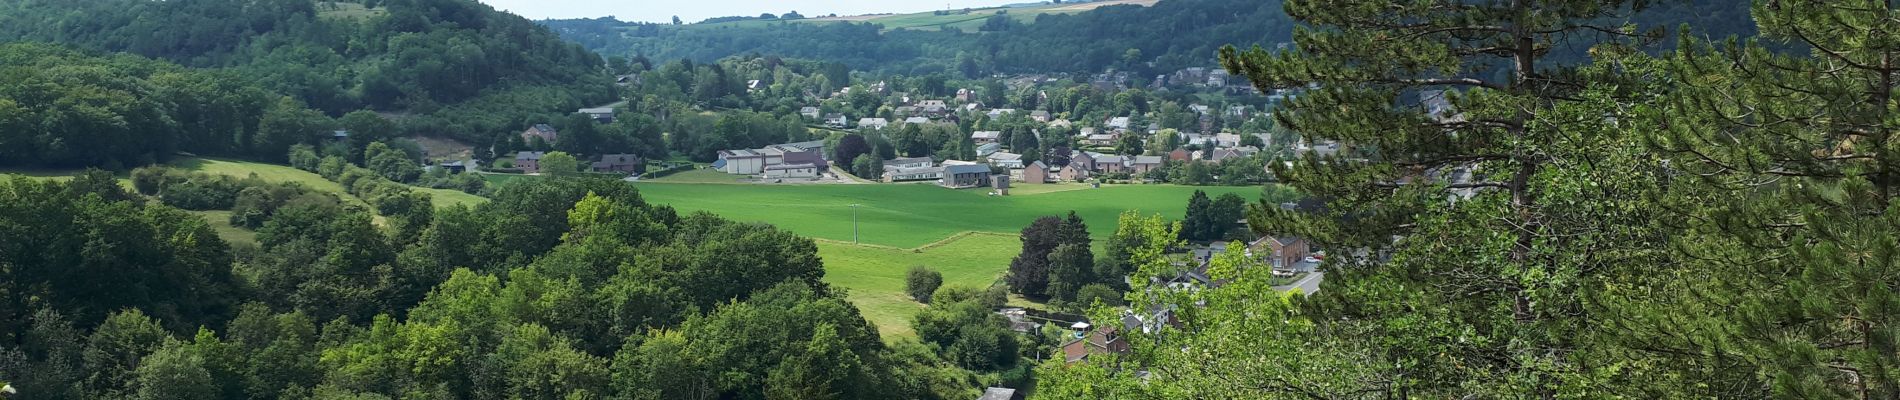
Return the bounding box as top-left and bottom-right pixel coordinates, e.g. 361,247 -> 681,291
1179,190 -> 1214,242
1635,1 -> 1900,396
1207,0 -> 1674,395
1006,216 -> 1065,298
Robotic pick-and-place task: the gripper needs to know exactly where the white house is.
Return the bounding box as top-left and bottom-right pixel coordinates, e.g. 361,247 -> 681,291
716,150 -> 767,174
859,118 -> 890,130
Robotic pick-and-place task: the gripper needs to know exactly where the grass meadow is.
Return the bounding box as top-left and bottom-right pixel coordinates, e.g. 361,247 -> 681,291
632,180 -> 1259,248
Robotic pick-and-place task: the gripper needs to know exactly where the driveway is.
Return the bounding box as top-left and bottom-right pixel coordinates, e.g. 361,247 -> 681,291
1275,271 -> 1324,296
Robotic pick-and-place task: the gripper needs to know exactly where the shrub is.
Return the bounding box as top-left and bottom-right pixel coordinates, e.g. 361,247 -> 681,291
131,166 -> 181,195
288,144 -> 321,172
1072,284 -> 1124,309
906,266 -> 944,303
317,156 -> 347,180
450,173 -> 486,194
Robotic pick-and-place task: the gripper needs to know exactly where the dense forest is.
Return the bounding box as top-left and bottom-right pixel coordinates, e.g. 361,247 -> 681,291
0,174 -> 1032,399
0,44 -> 330,168
0,0 -> 616,144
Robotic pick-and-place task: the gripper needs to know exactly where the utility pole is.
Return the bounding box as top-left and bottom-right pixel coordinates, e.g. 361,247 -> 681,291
851,203 -> 862,244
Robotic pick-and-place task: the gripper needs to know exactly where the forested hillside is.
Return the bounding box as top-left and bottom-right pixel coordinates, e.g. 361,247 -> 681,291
545,0 -> 1294,76
0,44 -> 329,168
0,0 -> 616,143
544,0 -> 1760,77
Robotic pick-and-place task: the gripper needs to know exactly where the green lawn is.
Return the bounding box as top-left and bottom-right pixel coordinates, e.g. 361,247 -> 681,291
632,181 -> 1259,248
817,233 -> 1020,338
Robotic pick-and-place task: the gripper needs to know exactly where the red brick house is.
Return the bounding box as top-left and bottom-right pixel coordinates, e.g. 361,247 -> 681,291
1059,163 -> 1092,182
1249,236 -> 1310,269
1060,325 -> 1130,363
521,124 -> 558,145
1168,148 -> 1192,162
514,151 -> 545,174
1022,160 -> 1051,184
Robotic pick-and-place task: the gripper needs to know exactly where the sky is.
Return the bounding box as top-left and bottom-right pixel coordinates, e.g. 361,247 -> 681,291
479,0 -> 1027,23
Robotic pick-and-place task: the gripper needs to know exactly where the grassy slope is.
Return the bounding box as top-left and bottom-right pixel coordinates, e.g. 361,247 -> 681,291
817,233 -> 1020,338
177,157 -> 486,209
632,181 -> 1258,248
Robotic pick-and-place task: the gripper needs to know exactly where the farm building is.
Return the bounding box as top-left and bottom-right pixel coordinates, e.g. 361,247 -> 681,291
987,152 -> 1024,169
885,166 -> 944,182
764,163 -> 822,179
886,157 -> 934,169
939,164 -> 993,189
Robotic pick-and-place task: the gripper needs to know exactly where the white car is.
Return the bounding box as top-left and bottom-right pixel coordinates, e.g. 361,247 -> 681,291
1303,256 -> 1320,263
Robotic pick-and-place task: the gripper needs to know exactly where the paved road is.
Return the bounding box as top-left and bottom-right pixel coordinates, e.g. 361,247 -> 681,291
1275,271 -> 1324,296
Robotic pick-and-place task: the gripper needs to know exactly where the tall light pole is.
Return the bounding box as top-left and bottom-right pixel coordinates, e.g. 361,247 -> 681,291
850,203 -> 862,244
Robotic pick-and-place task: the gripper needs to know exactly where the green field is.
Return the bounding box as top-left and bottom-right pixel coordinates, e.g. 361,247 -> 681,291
178,157 -> 486,209
642,168 -> 751,184
633,179 -> 1257,338
632,181 -> 1257,248
817,233 -> 1020,338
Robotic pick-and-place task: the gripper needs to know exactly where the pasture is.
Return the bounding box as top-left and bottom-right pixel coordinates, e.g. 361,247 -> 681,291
178,157 -> 488,209
632,180 -> 1259,248
633,179 -> 1261,338
815,233 -> 1021,338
